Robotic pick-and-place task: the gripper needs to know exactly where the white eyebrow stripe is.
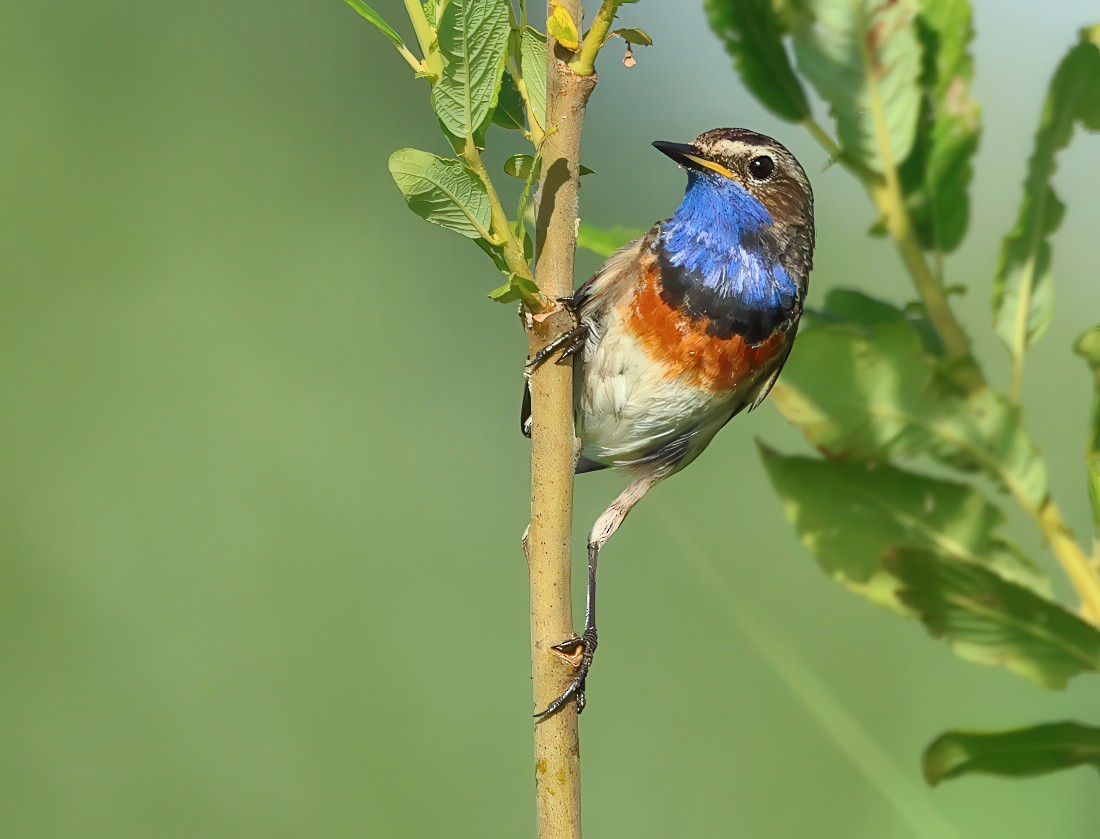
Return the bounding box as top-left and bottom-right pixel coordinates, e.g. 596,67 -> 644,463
709,139 -> 758,158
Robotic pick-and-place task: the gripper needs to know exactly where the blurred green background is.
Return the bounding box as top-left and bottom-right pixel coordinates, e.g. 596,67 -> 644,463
3,2 -> 1099,836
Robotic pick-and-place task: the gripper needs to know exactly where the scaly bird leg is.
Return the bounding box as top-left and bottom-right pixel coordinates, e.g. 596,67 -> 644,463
534,472 -> 663,719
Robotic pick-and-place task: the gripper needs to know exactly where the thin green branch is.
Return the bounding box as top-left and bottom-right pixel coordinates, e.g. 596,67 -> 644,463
396,43 -> 427,74
404,0 -> 443,77
568,0 -> 620,77
462,137 -> 549,313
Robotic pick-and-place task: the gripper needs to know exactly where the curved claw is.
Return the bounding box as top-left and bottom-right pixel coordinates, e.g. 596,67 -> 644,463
533,628 -> 598,719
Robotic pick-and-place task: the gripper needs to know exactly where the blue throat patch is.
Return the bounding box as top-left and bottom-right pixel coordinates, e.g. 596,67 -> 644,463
657,172 -> 797,342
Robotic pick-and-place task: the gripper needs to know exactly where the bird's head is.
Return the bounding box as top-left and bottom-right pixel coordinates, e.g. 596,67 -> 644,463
653,128 -> 813,233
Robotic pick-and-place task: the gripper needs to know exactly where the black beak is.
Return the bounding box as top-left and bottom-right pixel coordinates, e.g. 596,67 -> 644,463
652,140 -> 704,169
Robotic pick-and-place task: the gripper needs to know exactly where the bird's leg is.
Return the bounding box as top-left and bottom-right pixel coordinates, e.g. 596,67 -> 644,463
534,472 -> 662,719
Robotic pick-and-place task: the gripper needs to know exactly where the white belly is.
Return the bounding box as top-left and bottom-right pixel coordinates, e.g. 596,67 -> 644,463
577,307 -> 732,468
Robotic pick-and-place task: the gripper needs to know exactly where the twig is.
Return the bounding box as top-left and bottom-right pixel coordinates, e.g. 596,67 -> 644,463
526,2 -> 599,835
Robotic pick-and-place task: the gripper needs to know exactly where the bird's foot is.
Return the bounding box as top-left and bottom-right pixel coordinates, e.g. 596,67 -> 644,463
526,326 -> 587,374
534,627 -> 598,719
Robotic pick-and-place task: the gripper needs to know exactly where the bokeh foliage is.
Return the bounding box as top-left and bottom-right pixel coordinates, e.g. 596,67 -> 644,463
695,0 -> 1100,787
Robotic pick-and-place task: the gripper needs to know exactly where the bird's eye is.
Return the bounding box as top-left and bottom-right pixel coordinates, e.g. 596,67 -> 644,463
748,154 -> 776,181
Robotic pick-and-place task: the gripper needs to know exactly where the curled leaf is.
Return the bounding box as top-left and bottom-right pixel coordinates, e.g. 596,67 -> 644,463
611,27 -> 653,46
547,1 -> 580,51
925,722 -> 1100,786
992,29 -> 1100,360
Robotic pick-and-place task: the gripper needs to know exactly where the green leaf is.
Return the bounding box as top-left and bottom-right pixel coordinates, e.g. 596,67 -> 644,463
809,287 -> 942,354
610,28 -> 653,47
760,449 -> 1047,613
503,153 -> 538,180
388,148 -> 492,239
346,0 -> 407,50
772,297 -> 1048,507
704,0 -> 812,122
514,152 -> 541,239
491,71 -> 526,131
422,0 -> 438,28
519,28 -> 548,133
887,549 -> 1100,689
924,722 -> 1100,786
1076,325 -> 1100,542
547,1 -> 580,51
791,0 -> 923,173
577,224 -> 645,258
1077,325 -> 1100,370
992,28 -> 1100,359
488,274 -> 541,305
897,0 -> 982,252
430,0 -> 512,141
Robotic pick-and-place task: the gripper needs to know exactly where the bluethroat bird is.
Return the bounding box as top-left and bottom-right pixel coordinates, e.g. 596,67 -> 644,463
524,128 -> 815,718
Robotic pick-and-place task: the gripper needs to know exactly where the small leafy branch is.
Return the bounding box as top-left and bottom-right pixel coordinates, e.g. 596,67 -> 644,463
350,0 -> 647,310
347,1 -> 646,835
693,1 -> 1100,787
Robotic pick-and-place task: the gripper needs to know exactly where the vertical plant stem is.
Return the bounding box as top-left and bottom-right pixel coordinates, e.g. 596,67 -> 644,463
527,4 -> 597,835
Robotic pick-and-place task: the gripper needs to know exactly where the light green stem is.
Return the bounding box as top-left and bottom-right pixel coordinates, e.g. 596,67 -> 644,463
396,43 -> 425,74
462,138 -> 545,307
404,0 -> 443,77
568,0 -> 619,77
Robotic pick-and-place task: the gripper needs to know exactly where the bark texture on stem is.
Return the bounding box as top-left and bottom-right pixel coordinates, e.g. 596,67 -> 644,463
527,12 -> 597,838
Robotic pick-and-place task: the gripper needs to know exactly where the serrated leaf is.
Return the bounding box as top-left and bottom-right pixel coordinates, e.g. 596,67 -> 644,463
577,224 -> 645,258
492,71 -> 526,131
924,722 -> 1100,786
346,0 -> 407,49
772,295 -> 1049,507
887,549 -> 1100,689
547,2 -> 580,51
992,29 -> 1100,359
760,449 -> 1047,612
388,148 -> 492,239
704,0 -> 811,123
611,28 -> 653,47
791,0 -> 922,173
519,28 -> 548,133
898,0 -> 982,252
431,0 -> 511,141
